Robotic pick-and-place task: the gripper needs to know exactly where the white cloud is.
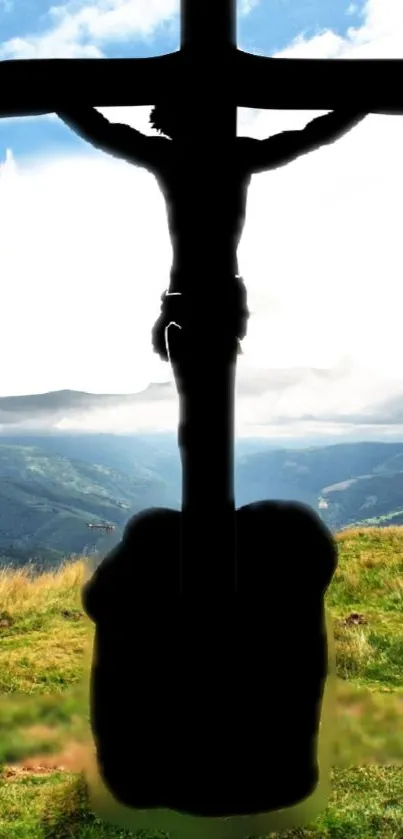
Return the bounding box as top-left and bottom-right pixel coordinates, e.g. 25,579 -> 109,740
1,359 -> 400,439
1,0 -> 403,439
239,0 -> 260,17
0,0 -> 262,59
277,0 -> 403,59
0,148 -> 172,395
0,0 -> 178,58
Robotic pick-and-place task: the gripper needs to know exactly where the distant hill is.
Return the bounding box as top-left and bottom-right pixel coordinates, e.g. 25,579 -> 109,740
235,442 -> 403,530
2,434 -> 403,569
0,386 -> 173,417
321,448 -> 403,529
0,437 -> 180,570
236,442 -> 403,529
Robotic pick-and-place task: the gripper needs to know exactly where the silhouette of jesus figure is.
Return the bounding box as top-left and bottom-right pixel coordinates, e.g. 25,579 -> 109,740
57,104 -> 366,359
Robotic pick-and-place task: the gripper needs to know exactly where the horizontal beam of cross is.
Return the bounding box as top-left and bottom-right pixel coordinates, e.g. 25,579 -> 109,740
0,55 -> 179,118
235,54 -> 403,112
0,54 -> 402,119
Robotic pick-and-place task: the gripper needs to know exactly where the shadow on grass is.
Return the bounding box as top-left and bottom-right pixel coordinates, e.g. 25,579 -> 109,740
41,774 -> 98,839
40,774 -> 165,839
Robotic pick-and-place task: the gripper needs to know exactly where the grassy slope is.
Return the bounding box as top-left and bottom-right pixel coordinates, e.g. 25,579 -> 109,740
0,527 -> 402,838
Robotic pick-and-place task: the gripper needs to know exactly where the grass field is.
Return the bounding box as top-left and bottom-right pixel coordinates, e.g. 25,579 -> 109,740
0,526 -> 402,837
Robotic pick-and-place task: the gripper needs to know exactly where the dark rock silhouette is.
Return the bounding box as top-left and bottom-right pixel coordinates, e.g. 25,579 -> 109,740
82,500 -> 337,816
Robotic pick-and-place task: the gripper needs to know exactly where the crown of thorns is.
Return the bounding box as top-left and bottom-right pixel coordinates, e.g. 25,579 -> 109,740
149,103 -> 180,135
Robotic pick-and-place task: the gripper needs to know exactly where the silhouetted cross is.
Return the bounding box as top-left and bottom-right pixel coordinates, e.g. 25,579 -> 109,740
1,1 -> 402,595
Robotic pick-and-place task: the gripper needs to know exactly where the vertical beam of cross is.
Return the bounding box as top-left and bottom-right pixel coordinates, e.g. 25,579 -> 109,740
181,0 -> 236,48
179,0 -> 237,141
170,1 -> 239,594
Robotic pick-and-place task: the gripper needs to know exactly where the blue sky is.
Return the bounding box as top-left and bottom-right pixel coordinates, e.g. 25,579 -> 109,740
1,0 -> 403,442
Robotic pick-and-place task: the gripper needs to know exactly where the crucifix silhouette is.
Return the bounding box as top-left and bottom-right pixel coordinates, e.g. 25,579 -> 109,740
2,1 -> 402,834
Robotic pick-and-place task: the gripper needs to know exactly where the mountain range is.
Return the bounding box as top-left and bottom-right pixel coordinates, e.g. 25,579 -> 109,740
1,427 -> 403,569
1,384 -> 403,568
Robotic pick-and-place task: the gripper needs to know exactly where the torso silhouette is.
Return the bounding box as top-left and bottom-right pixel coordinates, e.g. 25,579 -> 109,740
138,137 -> 255,280
56,108 -> 366,284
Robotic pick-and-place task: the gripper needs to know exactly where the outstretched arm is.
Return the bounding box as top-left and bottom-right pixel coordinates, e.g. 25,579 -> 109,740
243,110 -> 367,175
56,107 -> 168,171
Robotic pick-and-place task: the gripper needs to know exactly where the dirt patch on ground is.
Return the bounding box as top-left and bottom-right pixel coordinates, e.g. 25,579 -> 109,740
2,741 -> 94,778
